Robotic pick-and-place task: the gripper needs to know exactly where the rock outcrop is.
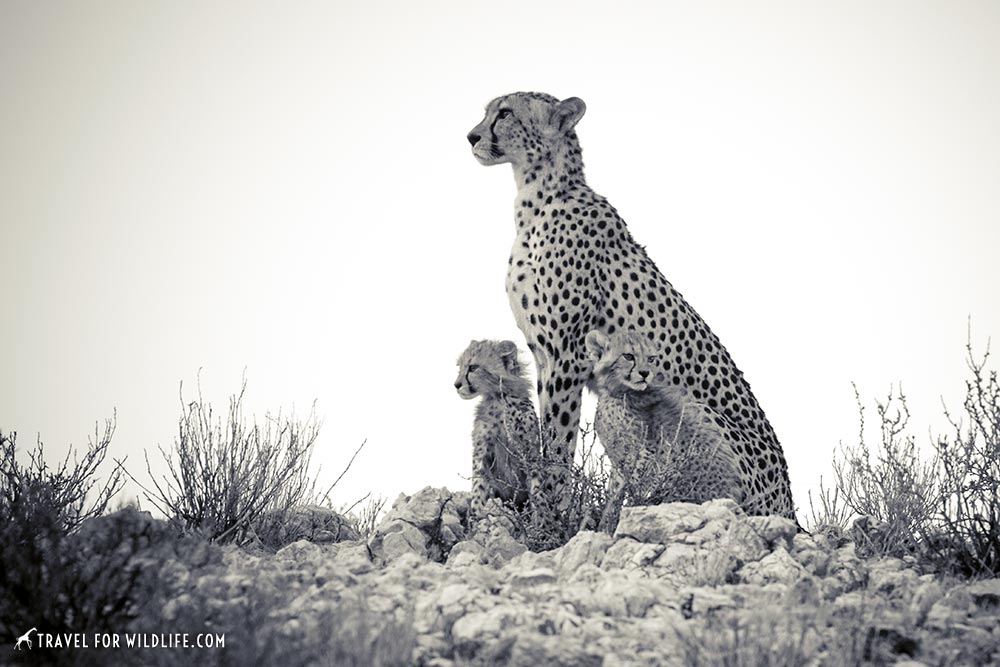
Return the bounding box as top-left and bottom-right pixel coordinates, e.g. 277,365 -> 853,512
42,490 -> 1000,667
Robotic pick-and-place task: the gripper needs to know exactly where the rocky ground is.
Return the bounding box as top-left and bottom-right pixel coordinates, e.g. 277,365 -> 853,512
11,488 -> 1000,666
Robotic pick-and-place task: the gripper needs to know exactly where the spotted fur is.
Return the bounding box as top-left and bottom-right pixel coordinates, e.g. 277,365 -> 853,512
585,329 -> 743,514
455,339 -> 541,522
467,93 -> 796,525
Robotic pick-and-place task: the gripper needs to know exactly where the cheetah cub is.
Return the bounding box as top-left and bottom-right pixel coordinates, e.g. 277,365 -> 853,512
455,340 -> 541,523
585,329 -> 743,515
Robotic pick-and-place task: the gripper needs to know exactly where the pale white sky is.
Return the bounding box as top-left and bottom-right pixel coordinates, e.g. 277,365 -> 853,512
2,1 -> 998,522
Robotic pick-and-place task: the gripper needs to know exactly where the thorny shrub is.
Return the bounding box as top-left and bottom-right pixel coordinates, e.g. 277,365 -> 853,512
134,377 -> 323,544
833,384 -> 940,558
831,333 -> 1000,576
930,337 -> 1000,575
0,419 -> 126,641
481,424 -> 615,552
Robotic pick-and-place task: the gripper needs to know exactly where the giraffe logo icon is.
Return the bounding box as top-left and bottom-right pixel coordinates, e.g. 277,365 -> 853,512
14,628 -> 36,651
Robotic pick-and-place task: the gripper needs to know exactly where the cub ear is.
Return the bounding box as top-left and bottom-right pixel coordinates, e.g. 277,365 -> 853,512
551,97 -> 586,134
498,340 -> 518,370
584,330 -> 608,361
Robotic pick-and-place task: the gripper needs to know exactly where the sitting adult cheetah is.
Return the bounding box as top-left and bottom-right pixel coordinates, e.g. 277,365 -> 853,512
585,329 -> 742,516
455,339 -> 541,523
467,92 -> 796,522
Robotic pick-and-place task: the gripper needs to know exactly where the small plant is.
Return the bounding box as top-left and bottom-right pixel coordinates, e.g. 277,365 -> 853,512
562,424 -> 617,533
677,605 -> 816,667
344,493 -> 387,540
805,475 -> 852,534
135,376 -> 322,544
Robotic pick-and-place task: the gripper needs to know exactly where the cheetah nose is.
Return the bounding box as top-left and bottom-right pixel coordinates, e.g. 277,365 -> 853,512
454,381 -> 463,390
467,132 -> 481,147
638,370 -> 650,379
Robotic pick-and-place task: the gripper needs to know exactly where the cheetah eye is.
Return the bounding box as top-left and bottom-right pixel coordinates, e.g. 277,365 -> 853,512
497,109 -> 513,120
622,353 -> 635,362
468,364 -> 480,373
647,356 -> 659,364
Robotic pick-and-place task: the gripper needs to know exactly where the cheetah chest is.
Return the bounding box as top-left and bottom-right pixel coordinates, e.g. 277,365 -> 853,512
506,234 -> 536,341
594,395 -> 661,472
505,204 -> 593,359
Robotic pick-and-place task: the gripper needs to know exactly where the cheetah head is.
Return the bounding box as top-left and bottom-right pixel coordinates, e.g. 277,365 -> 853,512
455,339 -> 525,399
585,330 -> 662,394
467,92 -> 586,168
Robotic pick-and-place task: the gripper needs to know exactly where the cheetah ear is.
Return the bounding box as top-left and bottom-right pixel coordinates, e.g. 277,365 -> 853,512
498,340 -> 518,370
551,97 -> 586,134
584,330 -> 608,361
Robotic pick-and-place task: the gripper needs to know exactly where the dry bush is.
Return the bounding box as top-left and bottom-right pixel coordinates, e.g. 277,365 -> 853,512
0,420 -> 126,643
1,416 -> 123,533
505,424 -> 615,552
136,377 -> 322,544
830,330 -> 1000,576
251,439 -> 370,549
929,337 -> 1000,575
833,384 -> 940,558
560,424 -> 617,533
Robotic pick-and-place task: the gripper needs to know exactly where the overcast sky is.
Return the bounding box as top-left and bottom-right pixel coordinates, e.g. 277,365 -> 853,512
2,1 -> 998,522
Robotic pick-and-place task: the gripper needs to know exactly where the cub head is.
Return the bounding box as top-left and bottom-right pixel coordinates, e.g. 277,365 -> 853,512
455,339 -> 525,399
466,92 -> 586,168
585,330 -> 662,394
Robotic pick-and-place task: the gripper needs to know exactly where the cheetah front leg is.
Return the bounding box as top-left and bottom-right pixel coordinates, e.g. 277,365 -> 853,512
599,467 -> 627,533
469,429 -> 493,533
531,346 -> 587,528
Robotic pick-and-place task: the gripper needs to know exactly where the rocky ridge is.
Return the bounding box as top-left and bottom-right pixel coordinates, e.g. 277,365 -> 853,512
40,488 -> 1000,666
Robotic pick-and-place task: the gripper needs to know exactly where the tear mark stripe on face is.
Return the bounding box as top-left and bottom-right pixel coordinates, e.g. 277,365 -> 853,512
488,111 -> 506,157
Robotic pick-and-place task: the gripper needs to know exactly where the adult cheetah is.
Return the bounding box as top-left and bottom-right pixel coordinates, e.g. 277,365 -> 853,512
467,92 -> 796,522
585,329 -> 742,515
455,339 -> 540,523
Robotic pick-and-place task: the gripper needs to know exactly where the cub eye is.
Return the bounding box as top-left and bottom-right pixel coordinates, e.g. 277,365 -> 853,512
468,365 -> 480,373
622,353 -> 635,362
497,109 -> 513,119
647,356 -> 659,364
